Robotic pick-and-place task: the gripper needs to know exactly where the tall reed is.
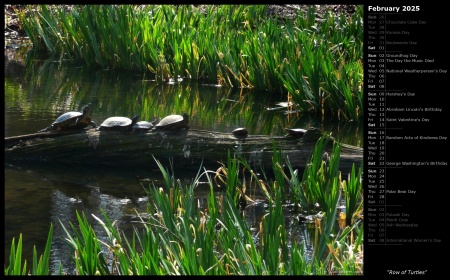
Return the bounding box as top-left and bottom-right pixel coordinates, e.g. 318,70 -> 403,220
18,5 -> 363,121
4,223 -> 54,276
5,138 -> 363,275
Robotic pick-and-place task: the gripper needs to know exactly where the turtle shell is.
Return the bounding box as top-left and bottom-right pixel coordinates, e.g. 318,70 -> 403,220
286,128 -> 307,137
155,112 -> 189,130
53,111 -> 83,126
99,115 -> 139,131
232,127 -> 248,137
132,121 -> 154,131
39,103 -> 95,132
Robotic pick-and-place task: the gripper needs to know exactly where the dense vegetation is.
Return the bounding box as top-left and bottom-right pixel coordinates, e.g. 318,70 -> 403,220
5,137 -> 364,275
17,5 -> 364,122
6,5 -> 364,275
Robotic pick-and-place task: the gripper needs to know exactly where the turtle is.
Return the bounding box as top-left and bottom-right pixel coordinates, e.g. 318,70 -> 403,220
232,127 -> 248,137
287,127 -> 323,142
132,120 -> 155,132
285,128 -> 308,138
39,103 -> 96,132
154,112 -> 189,130
98,115 -> 140,131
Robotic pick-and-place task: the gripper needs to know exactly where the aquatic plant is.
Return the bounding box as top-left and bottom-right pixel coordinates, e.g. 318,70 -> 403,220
4,224 -> 53,275
5,138 -> 363,275
17,5 -> 363,122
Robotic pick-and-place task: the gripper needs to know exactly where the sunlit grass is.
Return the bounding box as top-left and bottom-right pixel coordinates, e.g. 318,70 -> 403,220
5,135 -> 363,275
4,224 -> 54,276
17,4 -> 363,122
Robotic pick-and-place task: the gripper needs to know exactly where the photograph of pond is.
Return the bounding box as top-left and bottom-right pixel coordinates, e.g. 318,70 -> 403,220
5,4 -> 364,275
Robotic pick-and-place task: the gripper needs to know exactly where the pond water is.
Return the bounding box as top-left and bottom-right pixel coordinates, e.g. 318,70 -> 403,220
4,54 -> 363,274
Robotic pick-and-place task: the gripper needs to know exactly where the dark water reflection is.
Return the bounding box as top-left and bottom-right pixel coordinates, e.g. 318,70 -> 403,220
4,162 -> 148,274
6,162 -> 314,275
5,56 -> 360,274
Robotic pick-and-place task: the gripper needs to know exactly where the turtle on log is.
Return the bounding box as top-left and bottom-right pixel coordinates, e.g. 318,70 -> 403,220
39,103 -> 96,132
132,120 -> 156,132
98,115 -> 140,131
154,112 -> 189,130
232,127 -> 248,137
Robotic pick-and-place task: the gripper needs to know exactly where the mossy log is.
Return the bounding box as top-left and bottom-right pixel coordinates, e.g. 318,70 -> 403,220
5,128 -> 363,174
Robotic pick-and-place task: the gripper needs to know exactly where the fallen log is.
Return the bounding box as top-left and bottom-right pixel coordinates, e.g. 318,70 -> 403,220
4,128 -> 363,174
